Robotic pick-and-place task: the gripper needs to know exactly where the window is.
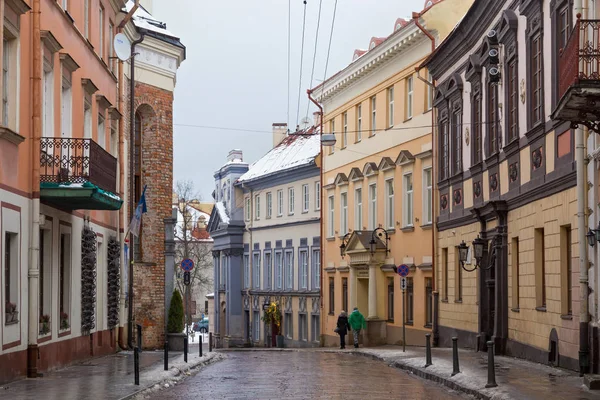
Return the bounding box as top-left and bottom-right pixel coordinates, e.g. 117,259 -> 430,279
406,76 -> 413,119
356,104 -> 362,141
284,250 -> 293,290
245,197 -> 250,221
425,277 -> 433,327
371,96 -> 377,135
61,79 -> 72,137
2,39 -> 8,127
455,247 -> 462,302
311,315 -> 320,342
328,277 -> 335,314
302,184 -> 309,212
84,0 -> 90,39
472,93 -> 482,164
423,168 -> 432,224
299,250 -> 308,290
403,174 -> 413,227
385,179 -> 394,229
244,254 -> 250,289
488,82 -> 498,155
387,278 -> 394,321
275,251 -> 283,289
255,194 -> 260,220
266,192 -> 272,218
553,5 -> 570,107
98,113 -> 105,149
442,248 -> 448,301
531,34 -> 543,126
355,188 -> 363,230
253,311 -> 260,341
285,312 -> 293,338
312,249 -> 321,289
99,6 -> 105,59
4,232 -> 18,321
452,109 -> 462,174
59,232 -> 72,328
83,101 -> 92,139
43,64 -> 54,136
315,182 -> 320,210
342,278 -> 348,313
108,23 -> 115,72
406,278 -> 414,324
277,190 -> 283,216
511,237 -> 520,310
535,228 -> 546,309
39,228 -> 52,320
560,226 -> 572,316
426,71 -> 433,111
253,252 -> 260,288
340,192 -> 348,234
368,184 -> 377,229
342,112 -> 348,148
388,86 -> 395,127
299,314 -> 308,341
264,251 -> 272,289
507,59 -> 518,143
330,119 -> 335,154
328,195 -> 335,237
440,120 -> 449,180
288,187 -> 295,214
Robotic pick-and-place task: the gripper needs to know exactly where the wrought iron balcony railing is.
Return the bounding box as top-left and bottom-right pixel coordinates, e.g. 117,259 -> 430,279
40,137 -> 117,194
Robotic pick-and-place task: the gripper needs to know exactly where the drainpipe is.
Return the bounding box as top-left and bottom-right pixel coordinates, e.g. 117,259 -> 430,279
127,32 -> 146,349
413,12 -> 438,345
27,0 -> 42,379
307,89 -> 324,345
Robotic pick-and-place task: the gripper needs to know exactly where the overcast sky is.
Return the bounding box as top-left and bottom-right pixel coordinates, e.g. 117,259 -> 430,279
152,0 -> 426,200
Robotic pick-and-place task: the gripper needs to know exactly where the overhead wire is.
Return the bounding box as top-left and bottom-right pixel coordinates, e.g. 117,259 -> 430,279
305,0 -> 323,121
321,0 -> 338,100
287,0 -> 292,131
296,0 -> 308,127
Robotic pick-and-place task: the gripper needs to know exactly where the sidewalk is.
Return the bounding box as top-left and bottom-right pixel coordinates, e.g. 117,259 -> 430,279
331,345 -> 600,400
0,343 -> 221,400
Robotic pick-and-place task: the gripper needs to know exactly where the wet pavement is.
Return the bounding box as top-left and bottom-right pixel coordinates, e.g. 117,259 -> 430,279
147,351 -> 470,399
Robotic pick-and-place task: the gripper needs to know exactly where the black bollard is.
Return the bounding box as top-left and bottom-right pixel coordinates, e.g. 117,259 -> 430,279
486,341 -> 498,388
137,324 -> 142,353
425,333 -> 432,368
184,337 -> 188,363
476,334 -> 481,352
209,332 -> 213,352
451,337 -> 460,376
199,334 -> 203,357
134,347 -> 140,385
164,341 -> 168,371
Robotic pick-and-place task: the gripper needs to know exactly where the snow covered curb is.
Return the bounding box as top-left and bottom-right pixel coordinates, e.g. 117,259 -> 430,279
118,352 -> 225,400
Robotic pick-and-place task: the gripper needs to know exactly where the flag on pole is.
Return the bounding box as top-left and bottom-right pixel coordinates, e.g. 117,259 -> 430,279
129,185 -> 147,237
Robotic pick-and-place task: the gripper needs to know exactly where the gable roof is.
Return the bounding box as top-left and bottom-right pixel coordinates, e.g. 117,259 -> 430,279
334,173 -> 349,186
363,162 -> 379,177
378,157 -> 396,171
396,150 -> 415,166
348,167 -> 364,181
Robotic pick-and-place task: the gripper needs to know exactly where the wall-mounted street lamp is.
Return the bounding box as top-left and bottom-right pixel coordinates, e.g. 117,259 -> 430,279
321,133 -> 336,147
458,235 -> 488,272
370,227 -> 390,256
587,222 -> 600,247
339,232 -> 352,257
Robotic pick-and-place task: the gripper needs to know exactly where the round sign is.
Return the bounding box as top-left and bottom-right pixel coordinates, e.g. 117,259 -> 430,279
113,33 -> 132,61
181,258 -> 194,272
397,264 -> 410,277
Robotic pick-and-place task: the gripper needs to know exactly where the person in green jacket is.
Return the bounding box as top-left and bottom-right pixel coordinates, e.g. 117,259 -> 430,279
348,307 -> 366,348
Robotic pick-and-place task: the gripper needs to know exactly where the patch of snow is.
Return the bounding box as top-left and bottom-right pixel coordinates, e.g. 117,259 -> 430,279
214,201 -> 230,224
124,1 -> 179,38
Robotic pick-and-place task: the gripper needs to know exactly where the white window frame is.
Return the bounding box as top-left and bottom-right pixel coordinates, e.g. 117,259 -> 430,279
62,0 -> 68,10
357,104 -> 362,141
277,189 -> 283,216
245,197 -> 251,221
312,249 -> 320,289
99,6 -> 105,59
108,22 -> 114,72
355,188 -> 363,230
288,187 -> 295,215
299,249 -> 308,290
83,99 -> 92,139
42,61 -> 54,137
369,183 -> 377,230
371,96 -> 377,134
340,192 -> 348,235
253,311 -> 260,341
423,168 -> 432,224
275,250 -> 283,289
403,173 -> 414,227
264,251 -> 272,289
97,112 -> 105,149
284,249 -> 294,290
255,194 -> 260,220
328,195 -> 335,238
385,179 -> 395,230
84,0 -> 90,39
330,119 -> 335,153
266,192 -> 272,218
243,254 -> 250,289
61,78 -> 72,138
315,182 -> 321,210
426,71 -> 433,111
407,76 -> 414,119
253,252 -> 260,288
388,86 -> 394,127
342,112 -> 348,148
302,184 -> 309,212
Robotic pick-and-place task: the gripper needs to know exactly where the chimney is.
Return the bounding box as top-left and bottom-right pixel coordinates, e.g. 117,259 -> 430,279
272,123 -> 288,147
313,111 -> 322,128
227,149 -> 243,163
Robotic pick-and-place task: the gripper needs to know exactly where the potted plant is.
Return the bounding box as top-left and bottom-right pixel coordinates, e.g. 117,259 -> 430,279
5,302 -> 17,323
60,312 -> 70,330
39,314 -> 50,335
262,302 -> 284,348
167,290 -> 186,351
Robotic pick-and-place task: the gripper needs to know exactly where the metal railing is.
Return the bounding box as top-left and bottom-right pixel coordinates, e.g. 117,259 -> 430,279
40,137 -> 117,193
559,18 -> 600,100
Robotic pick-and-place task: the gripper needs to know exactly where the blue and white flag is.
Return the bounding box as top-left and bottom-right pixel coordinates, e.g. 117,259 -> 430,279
129,185 -> 147,237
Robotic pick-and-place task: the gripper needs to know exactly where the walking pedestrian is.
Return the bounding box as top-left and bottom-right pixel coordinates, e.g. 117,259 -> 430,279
348,307 -> 366,348
335,311 -> 350,349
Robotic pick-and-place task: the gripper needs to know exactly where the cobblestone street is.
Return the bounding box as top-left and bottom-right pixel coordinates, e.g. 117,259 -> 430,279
148,351 -> 469,399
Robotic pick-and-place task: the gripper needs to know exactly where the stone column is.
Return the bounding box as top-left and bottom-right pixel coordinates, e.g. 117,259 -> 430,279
368,264 -> 378,319
349,267 -> 357,311
212,250 -> 220,347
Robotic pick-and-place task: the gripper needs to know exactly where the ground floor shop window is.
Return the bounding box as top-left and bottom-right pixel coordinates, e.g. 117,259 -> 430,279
285,312 -> 293,339
311,314 -> 320,342
299,313 -> 307,341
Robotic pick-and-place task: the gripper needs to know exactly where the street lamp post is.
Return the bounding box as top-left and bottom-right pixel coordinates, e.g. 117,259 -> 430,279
369,227 -> 391,256
458,235 -> 488,272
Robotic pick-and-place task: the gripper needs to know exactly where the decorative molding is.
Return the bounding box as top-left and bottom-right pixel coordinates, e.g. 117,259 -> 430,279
395,150 -> 415,166
137,46 -> 178,74
59,53 -> 80,72
378,156 -> 396,171
81,78 -> 99,95
96,94 -> 112,110
509,162 -> 519,183
348,167 -> 364,181
40,30 -> 63,54
108,106 -> 122,121
0,126 -> 24,145
334,172 -> 349,186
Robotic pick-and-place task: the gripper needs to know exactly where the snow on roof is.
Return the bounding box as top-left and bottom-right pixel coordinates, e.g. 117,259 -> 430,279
125,1 -> 179,39
238,131 -> 320,183
215,201 -> 230,224
174,203 -> 211,240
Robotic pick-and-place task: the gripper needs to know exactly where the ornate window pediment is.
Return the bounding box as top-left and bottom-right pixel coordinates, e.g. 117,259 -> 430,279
334,172 -> 349,186
395,150 -> 415,166
348,167 -> 364,181
378,156 -> 396,171
465,55 -> 482,83
363,162 -> 379,177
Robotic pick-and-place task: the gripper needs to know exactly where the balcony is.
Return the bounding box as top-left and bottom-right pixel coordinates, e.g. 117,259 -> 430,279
40,137 -> 122,211
553,19 -> 600,132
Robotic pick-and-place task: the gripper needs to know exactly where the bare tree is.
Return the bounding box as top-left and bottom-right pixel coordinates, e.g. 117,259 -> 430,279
173,180 -> 213,324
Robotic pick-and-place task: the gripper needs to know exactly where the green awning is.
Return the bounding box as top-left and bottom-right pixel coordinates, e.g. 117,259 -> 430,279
40,182 -> 123,211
